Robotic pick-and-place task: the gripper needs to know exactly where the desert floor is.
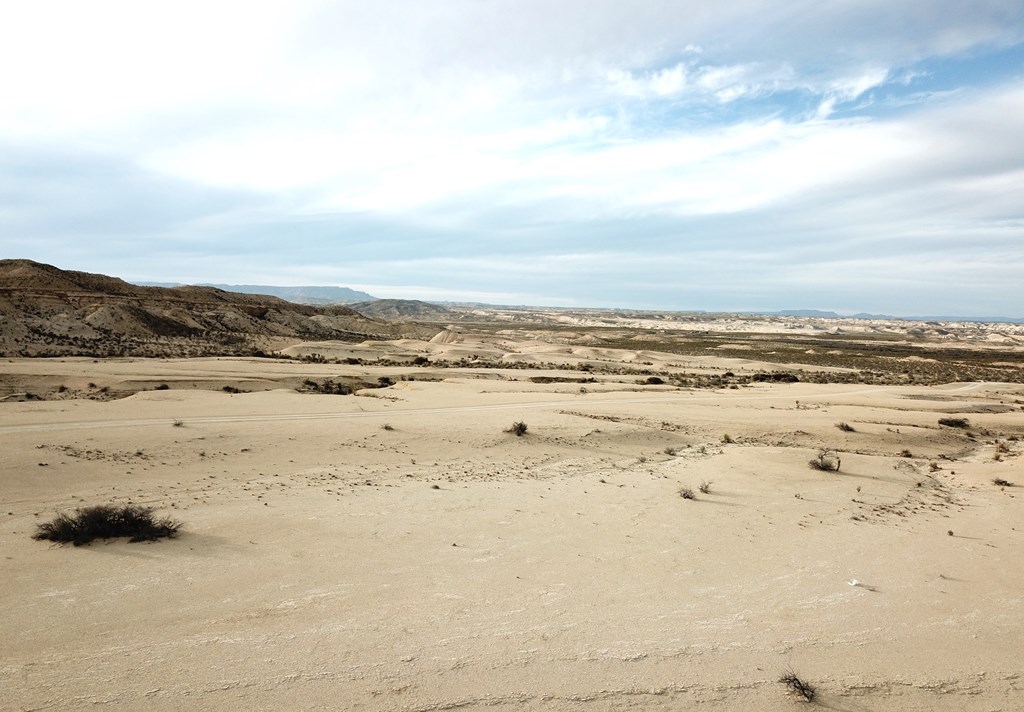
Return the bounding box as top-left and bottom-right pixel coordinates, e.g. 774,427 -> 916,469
2,351 -> 1023,711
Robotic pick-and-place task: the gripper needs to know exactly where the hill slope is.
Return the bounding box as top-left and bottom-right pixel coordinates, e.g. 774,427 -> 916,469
0,260 -> 432,357
349,299 -> 455,321
139,282 -> 377,305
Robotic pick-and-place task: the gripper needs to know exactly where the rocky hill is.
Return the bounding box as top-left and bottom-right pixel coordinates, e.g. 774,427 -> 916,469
0,260 -> 434,357
349,299 -> 455,322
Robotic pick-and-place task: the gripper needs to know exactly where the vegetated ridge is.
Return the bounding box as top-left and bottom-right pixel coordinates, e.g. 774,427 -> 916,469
0,260 -> 434,357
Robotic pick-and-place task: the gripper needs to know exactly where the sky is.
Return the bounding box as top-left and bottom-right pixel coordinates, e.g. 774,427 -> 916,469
2,1 -> 1023,315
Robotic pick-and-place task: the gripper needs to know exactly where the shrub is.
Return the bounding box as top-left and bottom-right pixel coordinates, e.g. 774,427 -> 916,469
721,433 -> 734,444
900,449 -> 913,458
938,417 -> 969,428
993,478 -> 1014,487
699,480 -> 712,494
381,423 -> 395,431
679,486 -> 695,500
809,450 -> 840,471
779,671 -> 816,702
33,505 -> 181,546
412,356 -> 429,365
172,419 -> 184,427
836,422 -> 855,432
664,447 -> 678,456
508,421 -> 528,437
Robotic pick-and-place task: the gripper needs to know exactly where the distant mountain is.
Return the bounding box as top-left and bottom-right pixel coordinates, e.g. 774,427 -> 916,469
139,282 -> 376,305
0,260 -> 432,357
349,299 -> 455,321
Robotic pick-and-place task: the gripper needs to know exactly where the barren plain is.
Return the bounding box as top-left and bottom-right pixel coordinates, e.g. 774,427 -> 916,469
2,314 -> 1023,711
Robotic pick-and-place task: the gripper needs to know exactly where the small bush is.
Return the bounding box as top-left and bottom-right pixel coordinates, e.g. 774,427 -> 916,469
679,486 -> 695,500
993,478 -> 1014,487
721,433 -> 734,444
779,671 -> 816,702
381,423 -> 395,431
664,447 -> 678,456
154,383 -> 170,390
900,449 -> 913,458
33,505 -> 181,546
938,417 -> 969,428
836,422 -> 855,432
699,480 -> 712,494
809,450 -> 840,471
508,421 -> 528,437
172,419 -> 184,427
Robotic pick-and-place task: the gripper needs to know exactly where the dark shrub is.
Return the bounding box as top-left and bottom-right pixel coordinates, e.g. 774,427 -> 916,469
33,505 -> 181,546
508,421 -> 528,436
938,417 -> 969,428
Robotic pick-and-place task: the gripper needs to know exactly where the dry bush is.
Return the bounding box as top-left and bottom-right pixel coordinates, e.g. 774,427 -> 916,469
836,422 -> 855,432
993,477 -> 1014,487
779,671 -> 816,702
508,421 -> 528,437
721,433 -> 734,444
699,480 -> 712,494
679,486 -> 696,500
938,417 -> 970,428
33,505 -> 181,546
808,450 -> 840,471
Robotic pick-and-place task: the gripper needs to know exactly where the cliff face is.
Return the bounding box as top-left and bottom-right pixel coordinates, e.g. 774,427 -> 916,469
0,260 -> 432,356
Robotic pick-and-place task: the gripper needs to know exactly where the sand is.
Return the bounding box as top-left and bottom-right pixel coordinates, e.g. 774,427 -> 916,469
2,353 -> 1023,710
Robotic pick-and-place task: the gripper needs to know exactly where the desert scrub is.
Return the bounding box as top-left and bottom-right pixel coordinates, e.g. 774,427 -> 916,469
779,671 -> 816,702
679,486 -> 696,500
938,417 -> 970,428
836,422 -> 855,432
508,421 -> 528,436
699,480 -> 712,494
33,505 -> 181,546
808,450 -> 840,471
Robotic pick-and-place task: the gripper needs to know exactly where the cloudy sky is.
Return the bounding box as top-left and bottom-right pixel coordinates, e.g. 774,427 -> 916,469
2,1 -> 1023,314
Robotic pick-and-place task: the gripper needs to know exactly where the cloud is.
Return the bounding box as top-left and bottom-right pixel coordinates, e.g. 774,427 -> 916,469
1,1 -> 1023,315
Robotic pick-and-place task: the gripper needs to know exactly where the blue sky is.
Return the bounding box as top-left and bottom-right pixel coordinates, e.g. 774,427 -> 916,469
2,1 -> 1023,314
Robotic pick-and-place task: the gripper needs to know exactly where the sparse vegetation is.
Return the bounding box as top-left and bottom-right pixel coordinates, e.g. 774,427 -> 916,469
993,478 -> 1014,487
809,450 -> 840,471
721,433 -> 734,444
679,486 -> 696,500
32,505 -> 181,546
381,423 -> 395,431
508,421 -> 528,437
779,671 -> 816,702
699,480 -> 712,494
900,449 -> 913,458
664,446 -> 678,456
836,421 -> 855,432
938,417 -> 970,428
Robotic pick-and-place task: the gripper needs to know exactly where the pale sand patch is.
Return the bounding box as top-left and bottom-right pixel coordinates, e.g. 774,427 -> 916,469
2,360 -> 1023,710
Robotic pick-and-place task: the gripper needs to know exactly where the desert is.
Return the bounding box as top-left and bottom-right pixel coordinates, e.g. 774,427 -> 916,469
2,264 -> 1023,710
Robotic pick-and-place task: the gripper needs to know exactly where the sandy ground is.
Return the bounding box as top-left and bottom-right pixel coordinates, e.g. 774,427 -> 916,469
2,356 -> 1023,710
